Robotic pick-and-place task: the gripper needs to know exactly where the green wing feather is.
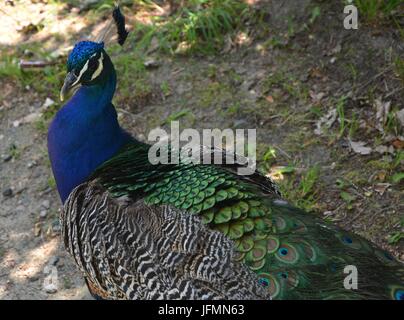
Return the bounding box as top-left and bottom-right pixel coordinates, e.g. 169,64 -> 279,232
93,142 -> 404,300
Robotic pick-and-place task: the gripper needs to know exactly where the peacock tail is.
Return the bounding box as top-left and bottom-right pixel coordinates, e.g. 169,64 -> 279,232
66,142 -> 404,300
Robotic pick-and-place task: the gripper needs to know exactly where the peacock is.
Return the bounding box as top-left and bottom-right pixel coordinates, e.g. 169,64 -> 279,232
47,6 -> 404,300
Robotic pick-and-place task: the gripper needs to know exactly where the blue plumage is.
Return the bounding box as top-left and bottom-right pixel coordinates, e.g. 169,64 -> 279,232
67,41 -> 104,72
49,41 -> 132,203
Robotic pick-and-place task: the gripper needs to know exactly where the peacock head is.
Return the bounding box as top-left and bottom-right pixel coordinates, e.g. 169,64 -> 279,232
60,41 -> 108,101
60,4 -> 129,101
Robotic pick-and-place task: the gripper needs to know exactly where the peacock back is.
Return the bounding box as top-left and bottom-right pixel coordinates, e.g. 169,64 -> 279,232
76,142 -> 404,300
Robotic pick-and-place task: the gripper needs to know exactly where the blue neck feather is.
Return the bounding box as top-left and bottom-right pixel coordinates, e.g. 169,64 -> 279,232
48,65 -> 132,203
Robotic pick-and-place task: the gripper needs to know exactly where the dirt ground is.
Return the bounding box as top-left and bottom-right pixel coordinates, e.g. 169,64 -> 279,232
0,0 -> 403,299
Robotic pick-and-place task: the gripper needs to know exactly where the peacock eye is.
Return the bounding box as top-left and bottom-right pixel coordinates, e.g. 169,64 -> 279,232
88,58 -> 98,71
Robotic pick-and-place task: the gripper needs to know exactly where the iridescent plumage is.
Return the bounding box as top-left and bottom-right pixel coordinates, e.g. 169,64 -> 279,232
48,6 -> 404,300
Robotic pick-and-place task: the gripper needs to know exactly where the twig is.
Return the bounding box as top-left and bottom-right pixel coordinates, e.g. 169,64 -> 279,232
149,1 -> 166,15
116,108 -> 143,120
385,86 -> 404,99
346,210 -> 364,225
19,60 -> 56,69
355,66 -> 393,94
273,145 -> 292,159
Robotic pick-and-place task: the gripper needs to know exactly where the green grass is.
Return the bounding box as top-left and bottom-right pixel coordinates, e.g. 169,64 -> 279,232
47,176 -> 56,189
160,81 -> 171,97
0,55 -> 21,79
262,71 -> 309,103
354,0 -> 403,23
0,43 -> 64,104
222,103 -> 241,117
385,106 -> 402,136
279,166 -> 321,212
365,151 -> 404,185
111,46 -> 152,106
388,215 -> 404,244
8,144 -> 21,160
336,97 -> 347,138
198,81 -> 234,108
394,57 -> 404,83
161,109 -> 192,125
348,112 -> 359,138
133,0 -> 249,54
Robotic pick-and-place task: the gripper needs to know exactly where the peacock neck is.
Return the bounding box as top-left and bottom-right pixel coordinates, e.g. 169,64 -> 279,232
48,68 -> 132,204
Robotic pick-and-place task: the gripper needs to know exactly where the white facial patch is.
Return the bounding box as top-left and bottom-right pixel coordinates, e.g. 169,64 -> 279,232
90,52 -> 104,81
71,59 -> 89,87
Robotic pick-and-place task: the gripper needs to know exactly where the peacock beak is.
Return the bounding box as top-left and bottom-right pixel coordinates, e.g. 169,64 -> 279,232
60,71 -> 80,102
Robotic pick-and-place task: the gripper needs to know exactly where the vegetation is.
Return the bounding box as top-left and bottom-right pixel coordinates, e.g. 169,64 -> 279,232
353,0 -> 403,23
133,0 -> 249,54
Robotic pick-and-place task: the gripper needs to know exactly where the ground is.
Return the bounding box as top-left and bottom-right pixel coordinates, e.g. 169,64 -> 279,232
0,0 -> 403,299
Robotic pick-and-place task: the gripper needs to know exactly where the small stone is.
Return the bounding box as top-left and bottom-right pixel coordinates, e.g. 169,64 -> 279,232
0,230 -> 9,243
23,49 -> 34,57
43,265 -> 58,293
331,44 -> 342,55
0,211 -> 12,218
233,119 -> 247,128
3,188 -> 13,197
28,275 -> 40,282
3,154 -> 12,162
34,223 -> 41,237
39,210 -> 47,219
143,58 -> 160,68
41,200 -> 50,210
248,90 -> 259,101
43,282 -> 58,294
15,205 -> 25,212
52,221 -> 61,234
176,83 -> 191,95
48,256 -> 59,266
396,109 -> 404,128
43,97 -> 55,109
13,120 -> 20,127
27,161 -> 37,168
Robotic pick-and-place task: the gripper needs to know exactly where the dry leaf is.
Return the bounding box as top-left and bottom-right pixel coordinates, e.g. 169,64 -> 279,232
374,145 -> 395,154
396,109 -> 404,128
43,97 -> 55,108
309,91 -> 325,103
265,95 -> 274,103
377,171 -> 387,182
314,108 -> 337,135
309,67 -> 323,79
374,183 -> 391,196
392,139 -> 404,150
375,98 -> 391,133
349,140 -> 372,155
